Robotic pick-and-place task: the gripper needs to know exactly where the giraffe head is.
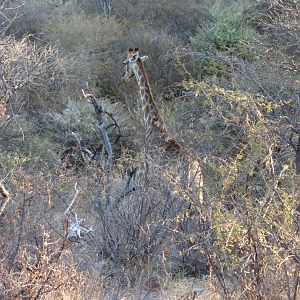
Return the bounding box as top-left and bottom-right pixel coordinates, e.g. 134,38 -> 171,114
122,48 -> 148,82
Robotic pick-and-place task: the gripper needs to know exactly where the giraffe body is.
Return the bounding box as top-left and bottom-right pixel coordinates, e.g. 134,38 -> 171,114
122,48 -> 203,202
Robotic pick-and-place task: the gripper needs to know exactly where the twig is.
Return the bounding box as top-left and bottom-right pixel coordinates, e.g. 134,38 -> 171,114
64,182 -> 79,215
64,183 -> 93,243
67,213 -> 93,240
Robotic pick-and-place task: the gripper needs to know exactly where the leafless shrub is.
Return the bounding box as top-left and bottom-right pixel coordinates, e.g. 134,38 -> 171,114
0,0 -> 23,35
0,167 -> 98,299
1,234 -> 74,299
113,0 -> 212,42
51,91 -> 207,287
0,35 -> 67,123
88,0 -> 112,18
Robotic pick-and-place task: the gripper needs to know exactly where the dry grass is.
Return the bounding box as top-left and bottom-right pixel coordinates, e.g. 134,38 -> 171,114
77,273 -> 217,300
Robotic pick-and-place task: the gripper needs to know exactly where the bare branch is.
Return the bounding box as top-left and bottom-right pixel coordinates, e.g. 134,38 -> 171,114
82,89 -> 113,206
64,182 -> 79,215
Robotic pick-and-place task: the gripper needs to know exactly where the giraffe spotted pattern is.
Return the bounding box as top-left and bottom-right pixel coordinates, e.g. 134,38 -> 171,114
122,48 -> 204,203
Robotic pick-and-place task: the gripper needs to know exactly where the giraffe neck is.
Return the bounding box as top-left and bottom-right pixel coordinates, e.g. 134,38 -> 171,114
134,60 -> 168,144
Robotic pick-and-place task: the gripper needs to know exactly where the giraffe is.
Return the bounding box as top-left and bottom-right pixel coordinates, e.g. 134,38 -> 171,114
122,48 -> 204,203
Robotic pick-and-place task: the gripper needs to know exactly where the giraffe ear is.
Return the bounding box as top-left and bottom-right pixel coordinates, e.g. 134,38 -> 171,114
140,55 -> 148,62
128,48 -> 134,56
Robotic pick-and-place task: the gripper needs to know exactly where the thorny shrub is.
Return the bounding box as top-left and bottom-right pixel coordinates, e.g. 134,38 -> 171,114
0,36 -> 67,118
181,81 -> 300,299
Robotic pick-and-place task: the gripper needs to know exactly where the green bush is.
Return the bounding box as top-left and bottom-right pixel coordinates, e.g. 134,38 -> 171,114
49,98 -> 133,162
188,0 -> 256,78
193,0 -> 254,52
0,117 -> 59,173
45,8 -> 122,53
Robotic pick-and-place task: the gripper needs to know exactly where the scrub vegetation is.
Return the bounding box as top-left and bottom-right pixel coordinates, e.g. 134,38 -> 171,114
0,0 -> 300,299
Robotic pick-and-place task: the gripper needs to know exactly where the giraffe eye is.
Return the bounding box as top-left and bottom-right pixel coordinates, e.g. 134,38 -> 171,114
130,55 -> 137,61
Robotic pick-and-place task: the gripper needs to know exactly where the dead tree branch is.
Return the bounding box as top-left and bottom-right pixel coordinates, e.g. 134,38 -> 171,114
81,89 -> 113,206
